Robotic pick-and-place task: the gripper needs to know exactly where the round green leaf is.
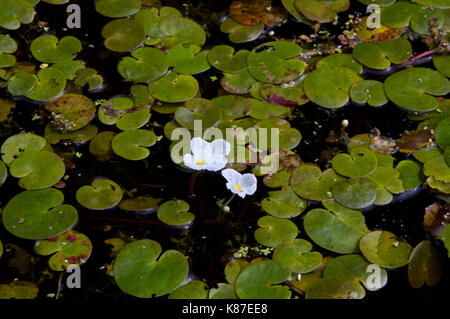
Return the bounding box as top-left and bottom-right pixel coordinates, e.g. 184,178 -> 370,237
261,185 -> 307,218
30,35 -> 81,63
111,129 -> 157,160
114,239 -> 189,298
433,55 -> 450,77
118,47 -> 169,83
1,133 -> 47,165
294,0 -> 350,23
0,0 -> 35,30
175,98 -> 221,130
435,116 -> 450,150
95,0 -> 141,18
101,18 -> 146,52
119,195 -> 163,213
148,72 -> 199,103
305,277 -> 365,299
167,44 -> 210,75
158,16 -> 206,48
360,231 -> 413,268
89,131 -> 115,161
273,239 -> 322,273
0,281 -> 38,299
438,224 -> 450,257
157,200 -> 194,226
169,280 -> 208,299
76,179 -> 123,210
254,216 -> 298,247
6,70 -> 37,96
3,188 -> 78,240
332,178 -> 377,209
396,160 -> 423,190
317,54 -> 362,74
25,67 -> 66,101
220,17 -> 264,44
408,240 -> 445,288
44,123 -> 98,145
208,45 -> 249,73
332,147 -> 378,178
350,80 -> 388,107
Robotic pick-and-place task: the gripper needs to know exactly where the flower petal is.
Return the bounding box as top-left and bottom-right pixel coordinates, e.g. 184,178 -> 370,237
209,139 -> 231,158
221,168 -> 241,185
190,137 -> 209,158
241,173 -> 257,195
205,157 -> 227,172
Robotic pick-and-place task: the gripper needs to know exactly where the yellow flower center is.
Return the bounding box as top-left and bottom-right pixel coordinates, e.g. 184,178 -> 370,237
234,184 -> 243,192
195,159 -> 206,165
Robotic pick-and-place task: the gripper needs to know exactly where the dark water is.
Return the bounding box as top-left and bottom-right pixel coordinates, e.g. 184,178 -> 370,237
0,0 -> 448,300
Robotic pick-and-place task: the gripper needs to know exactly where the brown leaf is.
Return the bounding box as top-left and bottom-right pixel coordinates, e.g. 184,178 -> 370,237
396,130 -> 433,153
229,0 -> 286,26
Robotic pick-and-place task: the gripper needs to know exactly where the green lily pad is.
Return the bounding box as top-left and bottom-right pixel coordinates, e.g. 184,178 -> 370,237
0,161 -> 5,186
45,94 -> 95,133
158,16 -> 206,48
324,254 -> 388,291
52,60 -> 85,80
412,0 -> 450,7
0,281 -> 38,299
350,80 -> 388,107
157,199 -> 194,226
408,240 -> 445,288
169,280 -> 209,299
304,66 -> 361,109
3,188 -> 78,240
101,18 -> 146,52
261,185 -> 307,218
316,54 -> 362,74
254,216 -> 298,247
264,169 -> 293,188
148,72 -> 199,103
167,44 -> 210,75
360,231 -> 413,268
413,147 -> 442,163
248,100 -> 291,119
10,150 -> 65,189
119,195 -> 163,213
208,45 -> 249,73
247,41 -> 304,84
281,0 -> 314,24
95,0 -> 141,18
25,67 -> 67,101
220,17 -> 264,44
294,0 -> 350,23
332,178 -> 378,209
385,68 -> 450,112
114,239 -> 189,298
134,7 -> 182,39
438,224 -> 450,257
0,0 -> 35,30
116,108 -> 151,131
424,155 -> 450,183
30,35 -> 81,63
235,260 -> 291,299
6,70 -> 37,96
259,82 -> 309,106
1,133 -> 47,165
175,98 -> 221,130
435,116 -> 450,150
291,165 -> 346,201
433,55 -> 450,77
358,0 -> 396,5
381,1 -> 445,35
74,68 -> 103,90
332,147 -> 378,178
130,84 -> 154,108
396,160 -> 423,190
98,97 -> 134,126
0,35 -> 17,67
225,259 -> 249,286
89,131 -> 116,161
352,37 -> 411,70
304,206 -> 369,254
111,129 -> 156,161
305,277 -> 365,299
221,70 -> 258,94
426,176 -> 450,194
76,179 -> 123,210
209,283 -> 238,299
34,230 -> 92,271
250,118 -> 301,151
273,239 -> 322,273
118,47 -> 169,83
44,123 -> 98,145
212,95 -> 253,120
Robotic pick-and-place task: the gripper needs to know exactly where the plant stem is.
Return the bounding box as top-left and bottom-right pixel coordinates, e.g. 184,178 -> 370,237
56,272 -> 63,300
223,194 -> 236,207
188,171 -> 200,196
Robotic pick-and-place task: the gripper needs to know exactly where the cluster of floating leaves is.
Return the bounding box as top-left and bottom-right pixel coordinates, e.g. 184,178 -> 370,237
0,0 -> 448,300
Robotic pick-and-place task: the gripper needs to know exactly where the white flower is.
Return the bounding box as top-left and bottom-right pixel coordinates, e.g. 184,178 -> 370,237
183,137 -> 231,171
221,168 -> 257,198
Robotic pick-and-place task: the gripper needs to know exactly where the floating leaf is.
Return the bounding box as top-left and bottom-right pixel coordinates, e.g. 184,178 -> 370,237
10,150 -> 65,189
424,155 -> 450,183
408,240 -> 445,288
438,225 -> 450,257
25,67 -> 66,102
30,35 -> 81,63
259,82 -> 309,106
148,72 -> 199,103
44,123 -> 98,145
76,179 -> 123,210
350,80 -> 388,107
89,131 -> 116,161
305,277 -> 365,299
95,0 -> 141,18
273,239 -> 322,273
114,239 -> 189,298
116,108 -> 151,131
1,133 -> 47,165
235,260 -> 291,299
254,216 -> 298,247
169,280 -> 209,299
6,70 -> 37,96
101,18 -> 146,52
247,41 -> 304,84
209,283 -> 238,299
221,70 -> 257,94
433,55 -> 450,77
0,35 -> 17,67
175,98 -> 221,130
261,186 -> 307,218
118,47 -> 169,83
360,231 -> 413,268
34,230 -> 92,271
0,281 -> 38,299
98,97 -> 134,125
294,0 -> 350,23
220,17 -> 264,44
208,45 -> 249,73
323,254 -> 388,291
304,207 -> 369,254
332,178 -> 377,209
158,16 -> 206,48
435,116 -> 450,150
45,94 -> 95,133
111,129 -> 157,161
304,66 -> 361,109
3,188 -> 78,240
317,54 -> 362,74
291,165 -> 346,201
74,68 -> 103,90
396,160 -> 423,190
281,0 -> 313,24
119,195 -> 163,213
157,200 -> 194,226
0,0 -> 35,30
229,0 -> 286,26
167,44 -> 210,75
134,6 -> 182,39
332,147 -> 378,178
52,60 -> 85,80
